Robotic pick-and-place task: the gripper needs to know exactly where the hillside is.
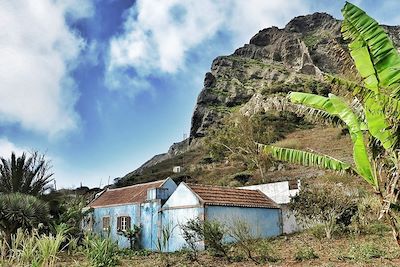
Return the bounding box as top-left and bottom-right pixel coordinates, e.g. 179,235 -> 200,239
115,12 -> 400,188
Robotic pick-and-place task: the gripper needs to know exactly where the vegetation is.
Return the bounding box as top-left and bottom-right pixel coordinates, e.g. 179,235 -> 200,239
0,193 -> 50,247
289,183 -> 357,239
260,2 -> 400,246
83,234 -> 120,267
206,112 -> 302,181
118,224 -> 141,250
0,151 -> 53,196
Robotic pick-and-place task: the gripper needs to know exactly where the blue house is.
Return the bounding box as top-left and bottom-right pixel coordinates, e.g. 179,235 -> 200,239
85,179 -> 281,251
161,182 -> 281,252
86,178 -> 177,249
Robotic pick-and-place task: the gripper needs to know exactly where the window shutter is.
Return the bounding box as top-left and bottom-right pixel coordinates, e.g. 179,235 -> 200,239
117,217 -> 121,230
126,216 -> 131,230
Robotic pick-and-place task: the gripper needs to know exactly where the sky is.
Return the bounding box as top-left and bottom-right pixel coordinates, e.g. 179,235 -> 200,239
0,0 -> 398,188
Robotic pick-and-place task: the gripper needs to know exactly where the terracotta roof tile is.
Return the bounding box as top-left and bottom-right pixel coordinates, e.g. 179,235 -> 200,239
89,180 -> 165,208
187,183 -> 279,209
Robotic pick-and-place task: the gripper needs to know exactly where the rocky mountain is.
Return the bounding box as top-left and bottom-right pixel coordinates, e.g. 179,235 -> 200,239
115,12 -> 400,187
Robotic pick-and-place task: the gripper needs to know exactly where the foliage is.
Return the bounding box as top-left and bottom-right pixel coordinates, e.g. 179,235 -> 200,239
339,242 -> 386,262
181,218 -> 229,260
228,220 -> 259,263
155,222 -> 176,267
260,1 -> 400,246
206,113 -> 279,181
56,196 -> 92,238
289,183 -> 357,239
230,171 -> 252,185
294,246 -> 318,261
82,233 -> 120,267
0,193 -> 50,246
0,151 -> 53,196
181,219 -> 202,261
118,224 -> 141,250
0,224 -> 70,267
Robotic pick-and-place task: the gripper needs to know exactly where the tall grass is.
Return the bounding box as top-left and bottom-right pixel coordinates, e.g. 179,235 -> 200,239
0,224 -> 71,267
82,233 -> 119,267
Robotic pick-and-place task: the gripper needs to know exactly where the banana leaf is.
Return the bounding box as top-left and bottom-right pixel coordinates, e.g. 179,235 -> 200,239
288,92 -> 376,186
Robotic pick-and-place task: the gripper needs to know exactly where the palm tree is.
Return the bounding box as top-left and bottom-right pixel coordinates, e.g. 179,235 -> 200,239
0,151 -> 54,196
0,193 -> 50,246
259,2 -> 400,245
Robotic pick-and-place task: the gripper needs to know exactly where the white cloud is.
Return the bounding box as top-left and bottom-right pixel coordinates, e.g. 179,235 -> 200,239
0,137 -> 26,157
0,0 -> 93,137
106,0 -> 310,92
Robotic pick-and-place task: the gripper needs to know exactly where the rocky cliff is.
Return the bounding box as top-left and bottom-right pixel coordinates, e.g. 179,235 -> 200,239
116,12 -> 400,187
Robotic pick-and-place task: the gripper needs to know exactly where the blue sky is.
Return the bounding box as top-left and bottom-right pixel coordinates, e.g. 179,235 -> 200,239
0,0 -> 398,188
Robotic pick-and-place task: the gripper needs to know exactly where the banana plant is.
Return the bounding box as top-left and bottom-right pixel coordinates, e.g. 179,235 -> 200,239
262,92 -> 377,187
260,2 -> 400,245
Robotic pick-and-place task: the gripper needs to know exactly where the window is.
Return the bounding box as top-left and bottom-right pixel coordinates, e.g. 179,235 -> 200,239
102,217 -> 110,231
117,216 -> 131,231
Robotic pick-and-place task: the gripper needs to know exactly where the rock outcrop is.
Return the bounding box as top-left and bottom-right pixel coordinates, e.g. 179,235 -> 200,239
119,12 -> 400,186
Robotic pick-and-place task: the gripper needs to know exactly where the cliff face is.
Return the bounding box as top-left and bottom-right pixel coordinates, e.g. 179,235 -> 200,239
117,12 -> 400,187
190,12 -> 400,140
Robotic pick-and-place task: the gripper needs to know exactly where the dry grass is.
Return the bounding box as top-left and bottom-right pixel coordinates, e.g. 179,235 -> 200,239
54,228 -> 400,267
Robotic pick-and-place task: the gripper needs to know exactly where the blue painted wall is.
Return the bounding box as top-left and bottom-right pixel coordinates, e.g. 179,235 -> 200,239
92,204 -> 140,248
140,201 -> 161,250
161,207 -> 204,252
205,205 -> 282,242
92,200 -> 162,249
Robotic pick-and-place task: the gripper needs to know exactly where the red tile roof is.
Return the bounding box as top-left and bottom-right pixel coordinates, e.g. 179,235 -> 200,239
88,180 -> 165,208
186,183 -> 279,209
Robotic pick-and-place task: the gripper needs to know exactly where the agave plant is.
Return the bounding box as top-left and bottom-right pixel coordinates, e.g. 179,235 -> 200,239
260,2 -> 400,245
0,193 -> 50,247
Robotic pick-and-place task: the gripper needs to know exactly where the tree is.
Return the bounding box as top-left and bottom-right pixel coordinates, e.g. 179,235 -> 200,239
259,2 -> 400,245
207,113 -> 278,181
0,193 -> 50,246
0,151 -> 54,196
289,183 -> 357,239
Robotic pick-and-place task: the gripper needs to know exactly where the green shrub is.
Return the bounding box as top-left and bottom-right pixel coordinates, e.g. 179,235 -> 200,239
231,171 -> 252,185
181,218 -> 229,260
256,239 -> 279,263
309,224 -> 326,240
294,246 -> 318,261
83,234 -> 119,267
339,242 -> 385,262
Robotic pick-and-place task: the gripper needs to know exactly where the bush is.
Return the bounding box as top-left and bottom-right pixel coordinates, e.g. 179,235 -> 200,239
339,242 -> 386,262
228,220 -> 260,263
181,218 -> 229,260
83,234 -> 119,267
289,183 -> 358,239
294,246 -> 318,261
309,224 -> 326,240
231,172 -> 252,185
255,239 -> 279,263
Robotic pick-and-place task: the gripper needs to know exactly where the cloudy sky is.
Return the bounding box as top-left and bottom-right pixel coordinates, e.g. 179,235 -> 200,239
0,0 -> 398,188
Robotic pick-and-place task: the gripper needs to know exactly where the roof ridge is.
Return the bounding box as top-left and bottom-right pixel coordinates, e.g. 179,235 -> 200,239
187,183 -> 264,193
107,179 -> 165,191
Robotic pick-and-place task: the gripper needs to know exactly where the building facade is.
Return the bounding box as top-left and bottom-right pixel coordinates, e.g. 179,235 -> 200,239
161,183 -> 282,252
85,179 -> 282,251
86,178 -> 177,249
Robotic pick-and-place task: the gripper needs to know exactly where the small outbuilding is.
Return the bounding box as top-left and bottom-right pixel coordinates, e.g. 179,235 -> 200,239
161,183 -> 282,252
